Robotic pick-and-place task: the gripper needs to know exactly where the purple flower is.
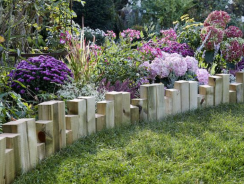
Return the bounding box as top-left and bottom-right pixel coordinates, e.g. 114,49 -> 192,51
20,89 -> 25,94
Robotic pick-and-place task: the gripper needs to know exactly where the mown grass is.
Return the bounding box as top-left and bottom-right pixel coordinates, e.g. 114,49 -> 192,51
14,103 -> 244,184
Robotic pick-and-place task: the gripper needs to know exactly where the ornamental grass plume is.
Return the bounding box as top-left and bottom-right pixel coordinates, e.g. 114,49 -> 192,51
200,26 -> 224,50
204,10 -> 231,29
9,55 -> 73,95
225,26 -> 243,38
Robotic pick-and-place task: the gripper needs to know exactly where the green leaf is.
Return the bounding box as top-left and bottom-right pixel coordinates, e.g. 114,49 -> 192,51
204,51 -> 215,64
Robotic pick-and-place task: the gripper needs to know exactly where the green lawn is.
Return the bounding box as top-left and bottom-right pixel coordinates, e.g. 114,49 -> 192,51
14,103 -> 244,184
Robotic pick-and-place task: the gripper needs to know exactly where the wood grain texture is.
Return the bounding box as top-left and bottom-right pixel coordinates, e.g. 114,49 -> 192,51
199,85 -> 214,107
174,81 -> 189,112
230,83 -> 243,103
131,98 -> 147,121
216,74 -> 230,103
0,137 -> 6,184
97,101 -> 114,129
209,76 -> 223,106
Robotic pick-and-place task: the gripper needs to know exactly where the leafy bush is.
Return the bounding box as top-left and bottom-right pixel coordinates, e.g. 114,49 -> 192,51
9,56 -> 73,98
84,27 -> 106,45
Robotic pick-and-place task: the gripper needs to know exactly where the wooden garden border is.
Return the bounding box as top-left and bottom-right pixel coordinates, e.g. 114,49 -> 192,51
1,72 -> 244,183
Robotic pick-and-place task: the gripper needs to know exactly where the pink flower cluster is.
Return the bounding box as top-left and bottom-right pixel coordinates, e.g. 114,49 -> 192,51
60,31 -> 72,44
140,52 -> 199,80
200,26 -> 224,50
225,26 -> 243,38
204,10 -> 231,29
121,29 -> 141,41
139,44 -> 163,58
221,38 -> 244,63
196,69 -> 209,85
160,28 -> 177,41
105,30 -> 116,39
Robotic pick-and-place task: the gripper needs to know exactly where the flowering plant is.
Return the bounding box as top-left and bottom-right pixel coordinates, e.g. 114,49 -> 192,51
200,26 -> 224,50
9,55 -> 73,96
204,10 -> 231,29
221,38 -> 244,63
121,29 -> 141,41
196,69 -> 210,85
105,30 -> 116,39
161,41 -> 194,57
160,28 -> 177,41
225,26 -> 243,38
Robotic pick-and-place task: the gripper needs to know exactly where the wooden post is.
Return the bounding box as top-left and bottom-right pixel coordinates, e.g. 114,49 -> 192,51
97,101 -> 114,129
50,100 -> 66,149
199,85 -> 214,107
3,119 -> 38,172
197,94 -> 205,108
165,89 -> 181,115
0,134 -> 20,176
236,72 -> 244,100
37,143 -> 45,162
131,98 -> 147,121
79,96 -> 96,135
5,149 -> 15,184
189,81 -> 198,110
216,74 -> 230,103
140,84 -> 157,121
130,105 -> 139,124
164,96 -> 172,115
230,83 -> 243,103
151,83 -> 165,120
66,130 -> 73,145
38,101 -> 60,152
65,115 -> 80,141
105,92 -> 123,127
35,120 -> 54,157
0,137 -> 6,184
95,114 -> 106,132
229,90 -> 237,103
174,80 -> 189,112
67,99 -> 87,137
122,92 -> 131,125
209,76 -> 223,106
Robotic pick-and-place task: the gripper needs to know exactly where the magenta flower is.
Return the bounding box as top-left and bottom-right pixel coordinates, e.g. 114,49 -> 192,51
60,39 -> 66,44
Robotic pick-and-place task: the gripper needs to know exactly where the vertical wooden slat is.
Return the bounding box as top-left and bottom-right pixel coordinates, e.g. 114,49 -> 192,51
216,74 -> 230,103
5,149 -> 15,184
79,97 -> 96,135
140,84 -> 157,121
97,101 -> 114,129
95,114 -> 106,132
65,115 -> 79,141
105,92 -> 123,127
174,80 -> 189,112
122,92 -> 131,125
0,137 -> 6,184
197,94 -> 205,108
35,120 -> 54,157
189,81 -> 198,110
67,99 -> 87,137
0,134 -> 21,176
37,143 -> 45,162
229,90 -> 237,103
236,72 -> 244,100
165,89 -> 181,115
209,76 -> 223,106
230,83 -> 243,103
199,85 -> 214,107
131,98 -> 147,121
130,105 -> 139,124
152,83 -> 165,120
66,130 -> 73,145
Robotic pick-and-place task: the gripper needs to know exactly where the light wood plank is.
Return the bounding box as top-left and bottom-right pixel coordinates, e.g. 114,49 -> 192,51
236,72 -> 244,100
97,101 -> 114,129
209,76 -> 223,106
131,98 -> 147,121
229,90 -> 237,103
95,114 -> 106,132
65,115 -> 80,141
197,94 -> 205,108
199,85 -> 214,107
105,92 -> 123,126
79,96 -> 96,135
189,81 -> 198,110
230,83 -> 243,103
5,149 -> 15,184
67,99 -> 87,137
37,143 -> 45,163
151,83 -> 165,120
66,130 -> 73,145
165,89 -> 181,115
130,105 -> 139,124
174,80 -> 189,112
122,92 -> 131,125
0,137 -> 6,184
216,74 -> 230,103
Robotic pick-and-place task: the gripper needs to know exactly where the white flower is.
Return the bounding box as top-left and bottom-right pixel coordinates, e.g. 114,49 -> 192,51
228,0 -> 233,4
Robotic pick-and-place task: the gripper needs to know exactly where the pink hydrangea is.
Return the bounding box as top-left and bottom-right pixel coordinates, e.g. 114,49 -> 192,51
151,57 -> 170,78
160,28 -> 177,41
200,26 -> 224,50
204,10 -> 231,29
105,30 -> 116,38
196,69 -> 210,85
225,26 -> 243,38
139,44 -> 163,58
183,56 -> 198,73
166,53 -> 187,77
221,38 -> 244,63
121,29 -> 141,41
